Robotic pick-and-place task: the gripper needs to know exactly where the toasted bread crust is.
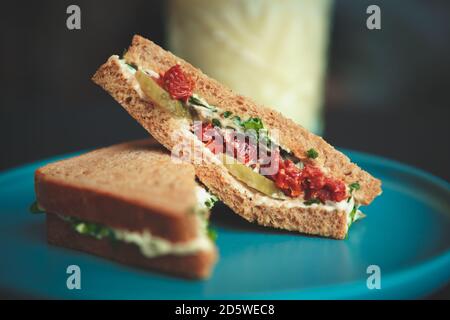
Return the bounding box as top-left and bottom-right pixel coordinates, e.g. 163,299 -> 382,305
46,213 -> 217,279
92,56 -> 349,239
122,35 -> 381,205
35,139 -> 200,242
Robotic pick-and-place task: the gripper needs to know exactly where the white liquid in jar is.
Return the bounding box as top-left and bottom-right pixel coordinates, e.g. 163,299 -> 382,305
167,0 -> 333,133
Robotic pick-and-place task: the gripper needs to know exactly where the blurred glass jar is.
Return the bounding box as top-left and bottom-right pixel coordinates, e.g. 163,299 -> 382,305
167,0 -> 333,134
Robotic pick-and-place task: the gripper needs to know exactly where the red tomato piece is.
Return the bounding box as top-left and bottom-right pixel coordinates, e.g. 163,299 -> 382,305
162,65 -> 194,102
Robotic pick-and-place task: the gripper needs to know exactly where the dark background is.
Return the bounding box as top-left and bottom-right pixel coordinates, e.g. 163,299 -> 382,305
0,0 -> 449,298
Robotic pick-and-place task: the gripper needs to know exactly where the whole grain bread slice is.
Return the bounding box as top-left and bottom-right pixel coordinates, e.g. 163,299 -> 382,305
35,139 -> 201,242
46,213 -> 216,279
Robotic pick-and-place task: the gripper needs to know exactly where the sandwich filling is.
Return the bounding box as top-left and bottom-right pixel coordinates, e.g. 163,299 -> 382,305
54,185 -> 218,258
119,59 -> 365,231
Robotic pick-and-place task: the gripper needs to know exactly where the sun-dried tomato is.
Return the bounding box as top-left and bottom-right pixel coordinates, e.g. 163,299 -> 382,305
300,164 -> 347,202
271,162 -> 347,202
271,159 -> 302,197
162,65 -> 194,102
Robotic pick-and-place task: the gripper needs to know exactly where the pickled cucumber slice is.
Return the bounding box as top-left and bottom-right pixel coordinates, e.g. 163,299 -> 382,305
135,70 -> 191,119
221,154 -> 284,199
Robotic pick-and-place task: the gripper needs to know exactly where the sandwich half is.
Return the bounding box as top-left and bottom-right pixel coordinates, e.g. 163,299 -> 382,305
34,139 -> 218,279
92,35 -> 382,239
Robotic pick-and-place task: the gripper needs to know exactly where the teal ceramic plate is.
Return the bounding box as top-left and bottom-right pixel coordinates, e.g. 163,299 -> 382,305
0,150 -> 449,299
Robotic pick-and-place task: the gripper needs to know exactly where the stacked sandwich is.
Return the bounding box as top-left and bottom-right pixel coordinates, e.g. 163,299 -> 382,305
35,35 -> 381,279
35,140 -> 218,278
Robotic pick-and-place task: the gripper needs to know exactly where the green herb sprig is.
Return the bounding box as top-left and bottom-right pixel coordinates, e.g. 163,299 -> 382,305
212,118 -> 222,128
349,182 -> 360,194
347,182 -> 361,202
306,148 -> 319,159
241,117 -> 264,131
204,195 -> 219,209
189,95 -> 217,112
207,227 -> 218,242
223,111 -> 232,118
29,201 -> 45,214
65,217 -> 115,241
